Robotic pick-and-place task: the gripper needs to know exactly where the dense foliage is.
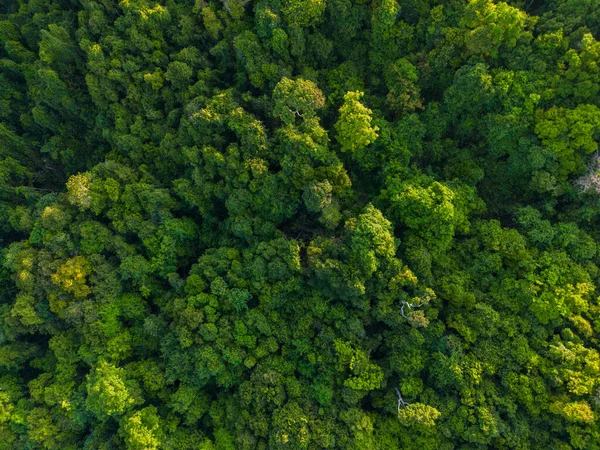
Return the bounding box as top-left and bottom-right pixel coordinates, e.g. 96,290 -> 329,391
1,0 -> 600,448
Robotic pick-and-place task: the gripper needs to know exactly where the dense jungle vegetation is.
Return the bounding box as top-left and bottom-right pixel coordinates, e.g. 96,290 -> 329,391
1,0 -> 600,448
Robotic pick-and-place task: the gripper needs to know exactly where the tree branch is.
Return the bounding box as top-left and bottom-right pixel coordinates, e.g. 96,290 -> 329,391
395,387 -> 409,413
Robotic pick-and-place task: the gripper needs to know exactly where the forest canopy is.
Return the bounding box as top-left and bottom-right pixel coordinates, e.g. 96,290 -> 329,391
1,0 -> 600,448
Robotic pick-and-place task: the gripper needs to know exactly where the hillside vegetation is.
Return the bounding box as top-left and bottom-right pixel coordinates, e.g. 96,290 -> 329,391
1,0 -> 600,448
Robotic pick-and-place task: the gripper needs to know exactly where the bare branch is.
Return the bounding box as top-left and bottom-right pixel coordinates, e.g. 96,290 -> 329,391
395,387 -> 409,413
576,152 -> 600,194
400,292 -> 432,319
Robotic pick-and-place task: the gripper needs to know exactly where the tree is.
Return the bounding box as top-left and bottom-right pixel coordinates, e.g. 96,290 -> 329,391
273,77 -> 325,124
86,360 -> 140,420
282,0 -> 326,28
461,0 -> 536,59
2,0 -> 600,448
121,407 -> 162,450
335,91 -> 379,159
534,104 -> 600,184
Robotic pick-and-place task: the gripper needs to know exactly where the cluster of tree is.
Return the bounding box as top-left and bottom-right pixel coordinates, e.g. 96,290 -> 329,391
1,0 -> 600,448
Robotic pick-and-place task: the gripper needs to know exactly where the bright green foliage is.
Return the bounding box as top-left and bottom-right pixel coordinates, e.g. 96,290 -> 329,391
335,91 -> 379,159
1,0 -> 600,448
121,406 -> 162,450
86,360 -> 139,420
461,0 -> 536,58
335,340 -> 384,391
534,104 -> 600,181
398,403 -> 441,428
282,0 -> 326,27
